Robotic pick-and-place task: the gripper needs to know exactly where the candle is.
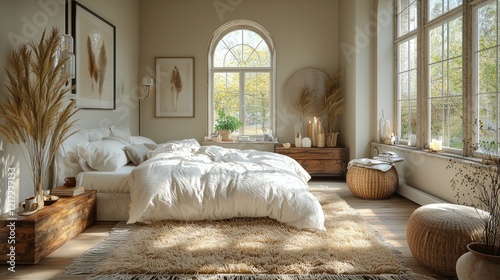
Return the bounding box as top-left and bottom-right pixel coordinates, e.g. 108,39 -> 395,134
312,117 -> 317,147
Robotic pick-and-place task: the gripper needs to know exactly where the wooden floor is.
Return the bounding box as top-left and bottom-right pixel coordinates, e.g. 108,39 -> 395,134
1,179 -> 454,280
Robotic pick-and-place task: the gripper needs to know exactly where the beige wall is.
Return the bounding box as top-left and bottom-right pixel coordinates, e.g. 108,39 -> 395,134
138,0 -> 340,144
0,0 -> 139,212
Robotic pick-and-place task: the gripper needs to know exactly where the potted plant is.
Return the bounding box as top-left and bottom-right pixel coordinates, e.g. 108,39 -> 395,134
215,110 -> 242,141
448,141 -> 500,279
322,71 -> 344,147
0,28 -> 79,214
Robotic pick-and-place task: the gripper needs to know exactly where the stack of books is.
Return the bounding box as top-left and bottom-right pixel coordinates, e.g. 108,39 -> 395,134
51,186 -> 85,197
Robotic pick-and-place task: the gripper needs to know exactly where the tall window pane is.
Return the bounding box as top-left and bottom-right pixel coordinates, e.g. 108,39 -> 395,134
428,16 -> 463,149
475,1 -> 500,151
398,37 -> 418,142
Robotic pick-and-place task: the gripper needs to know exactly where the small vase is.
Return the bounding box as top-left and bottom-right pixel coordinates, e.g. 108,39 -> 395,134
326,132 -> 339,147
456,243 -> 500,280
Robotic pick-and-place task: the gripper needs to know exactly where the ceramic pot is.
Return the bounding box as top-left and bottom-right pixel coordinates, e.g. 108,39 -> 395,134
218,130 -> 232,141
456,243 -> 500,280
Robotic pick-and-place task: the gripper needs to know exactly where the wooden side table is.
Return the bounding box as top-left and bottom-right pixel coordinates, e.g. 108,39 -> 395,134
275,144 -> 347,177
0,190 -> 96,264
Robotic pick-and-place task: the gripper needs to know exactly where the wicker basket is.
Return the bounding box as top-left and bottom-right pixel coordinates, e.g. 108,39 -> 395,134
407,204 -> 484,277
346,165 -> 398,199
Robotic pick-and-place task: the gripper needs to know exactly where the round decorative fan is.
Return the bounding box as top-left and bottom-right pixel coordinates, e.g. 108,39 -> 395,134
286,68 -> 328,117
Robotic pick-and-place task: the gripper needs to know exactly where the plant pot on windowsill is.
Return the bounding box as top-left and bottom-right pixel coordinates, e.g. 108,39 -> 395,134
214,111 -> 242,142
218,130 -> 232,141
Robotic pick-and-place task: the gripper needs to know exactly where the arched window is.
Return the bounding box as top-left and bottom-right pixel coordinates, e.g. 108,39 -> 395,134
208,20 -> 276,138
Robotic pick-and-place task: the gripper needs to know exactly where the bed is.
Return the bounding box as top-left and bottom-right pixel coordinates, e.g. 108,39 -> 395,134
53,125 -> 326,231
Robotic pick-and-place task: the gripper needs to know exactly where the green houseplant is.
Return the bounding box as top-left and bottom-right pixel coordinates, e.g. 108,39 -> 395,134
0,28 -> 79,214
215,110 -> 242,141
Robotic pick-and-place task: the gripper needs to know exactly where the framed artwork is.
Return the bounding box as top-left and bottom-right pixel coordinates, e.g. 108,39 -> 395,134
155,57 -> 195,117
72,1 -> 116,109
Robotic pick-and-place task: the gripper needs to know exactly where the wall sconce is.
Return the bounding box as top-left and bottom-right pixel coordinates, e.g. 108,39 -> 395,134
140,76 -> 154,99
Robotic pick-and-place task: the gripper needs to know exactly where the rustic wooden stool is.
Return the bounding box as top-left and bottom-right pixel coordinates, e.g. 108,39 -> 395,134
346,165 -> 398,199
406,203 -> 485,277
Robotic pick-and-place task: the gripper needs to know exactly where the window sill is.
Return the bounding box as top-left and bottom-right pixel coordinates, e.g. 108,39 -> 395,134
201,141 -> 279,152
370,142 -> 483,165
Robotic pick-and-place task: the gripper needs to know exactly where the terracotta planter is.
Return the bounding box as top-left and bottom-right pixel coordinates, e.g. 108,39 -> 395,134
218,130 -> 232,141
456,243 -> 500,280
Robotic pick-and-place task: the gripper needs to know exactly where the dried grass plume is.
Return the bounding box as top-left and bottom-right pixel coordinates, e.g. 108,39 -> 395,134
0,28 -> 79,210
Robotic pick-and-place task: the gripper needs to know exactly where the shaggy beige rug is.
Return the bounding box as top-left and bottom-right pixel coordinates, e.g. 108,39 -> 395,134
65,186 -> 434,279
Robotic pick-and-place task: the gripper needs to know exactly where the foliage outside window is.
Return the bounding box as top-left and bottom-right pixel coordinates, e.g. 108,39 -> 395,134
208,20 -> 275,137
475,0 -> 500,154
396,0 -> 468,152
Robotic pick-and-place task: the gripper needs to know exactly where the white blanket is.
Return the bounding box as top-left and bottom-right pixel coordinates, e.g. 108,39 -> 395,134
127,145 -> 326,231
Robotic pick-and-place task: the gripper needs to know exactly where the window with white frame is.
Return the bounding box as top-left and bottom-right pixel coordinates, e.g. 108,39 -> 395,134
474,0 -> 500,153
395,0 -> 466,152
208,20 -> 276,138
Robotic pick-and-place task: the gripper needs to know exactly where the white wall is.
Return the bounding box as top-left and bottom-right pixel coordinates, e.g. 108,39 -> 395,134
138,0 -> 340,144
0,0 -> 140,213
338,0 -> 375,160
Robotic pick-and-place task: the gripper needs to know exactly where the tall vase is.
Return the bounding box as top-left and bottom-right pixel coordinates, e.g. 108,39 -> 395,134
456,243 -> 500,280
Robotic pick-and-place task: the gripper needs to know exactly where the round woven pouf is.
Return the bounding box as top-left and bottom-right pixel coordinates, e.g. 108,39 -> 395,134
346,165 -> 398,199
407,203 -> 484,277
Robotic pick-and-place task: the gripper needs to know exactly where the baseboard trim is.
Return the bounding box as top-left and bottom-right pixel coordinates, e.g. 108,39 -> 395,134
397,183 -> 447,205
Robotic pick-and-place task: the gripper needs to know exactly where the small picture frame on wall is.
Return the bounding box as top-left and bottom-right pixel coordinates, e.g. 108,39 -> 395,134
155,57 -> 195,118
72,1 -> 116,110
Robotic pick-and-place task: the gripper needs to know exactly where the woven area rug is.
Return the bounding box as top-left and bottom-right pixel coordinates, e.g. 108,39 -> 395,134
61,186 -> 434,280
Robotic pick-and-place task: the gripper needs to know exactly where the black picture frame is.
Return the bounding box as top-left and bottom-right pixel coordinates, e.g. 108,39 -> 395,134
72,1 -> 116,109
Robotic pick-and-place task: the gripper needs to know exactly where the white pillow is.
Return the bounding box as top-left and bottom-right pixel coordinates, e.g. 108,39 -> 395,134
53,129 -> 90,186
101,136 -> 131,145
110,124 -> 131,138
126,136 -> 156,145
77,140 -> 129,171
87,127 -> 111,142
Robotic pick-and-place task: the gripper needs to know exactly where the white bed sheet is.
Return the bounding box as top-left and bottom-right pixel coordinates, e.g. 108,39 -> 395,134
76,165 -> 135,193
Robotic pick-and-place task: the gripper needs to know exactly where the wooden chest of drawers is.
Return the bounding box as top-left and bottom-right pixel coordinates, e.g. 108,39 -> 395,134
275,145 -> 347,177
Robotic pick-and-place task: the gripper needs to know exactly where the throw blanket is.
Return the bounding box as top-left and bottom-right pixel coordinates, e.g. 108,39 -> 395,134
127,144 -> 326,231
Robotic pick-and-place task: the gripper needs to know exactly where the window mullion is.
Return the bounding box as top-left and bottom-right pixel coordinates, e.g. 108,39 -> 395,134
418,0 -> 428,149
239,71 -> 245,135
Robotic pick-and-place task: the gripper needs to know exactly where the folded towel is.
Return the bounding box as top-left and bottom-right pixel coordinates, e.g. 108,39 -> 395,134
347,158 -> 393,172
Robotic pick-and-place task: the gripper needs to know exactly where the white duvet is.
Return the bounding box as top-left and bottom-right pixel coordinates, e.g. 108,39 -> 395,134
127,143 -> 326,231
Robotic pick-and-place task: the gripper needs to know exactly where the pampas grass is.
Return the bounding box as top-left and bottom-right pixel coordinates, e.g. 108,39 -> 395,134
296,87 -> 313,121
0,28 -> 79,210
323,71 -> 344,133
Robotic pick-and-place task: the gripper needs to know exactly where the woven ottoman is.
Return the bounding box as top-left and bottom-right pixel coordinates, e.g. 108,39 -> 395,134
406,203 -> 484,277
346,165 -> 398,199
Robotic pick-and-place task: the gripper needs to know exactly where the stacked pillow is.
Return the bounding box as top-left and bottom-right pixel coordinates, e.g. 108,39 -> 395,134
71,124 -> 201,172
74,124 -> 157,172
